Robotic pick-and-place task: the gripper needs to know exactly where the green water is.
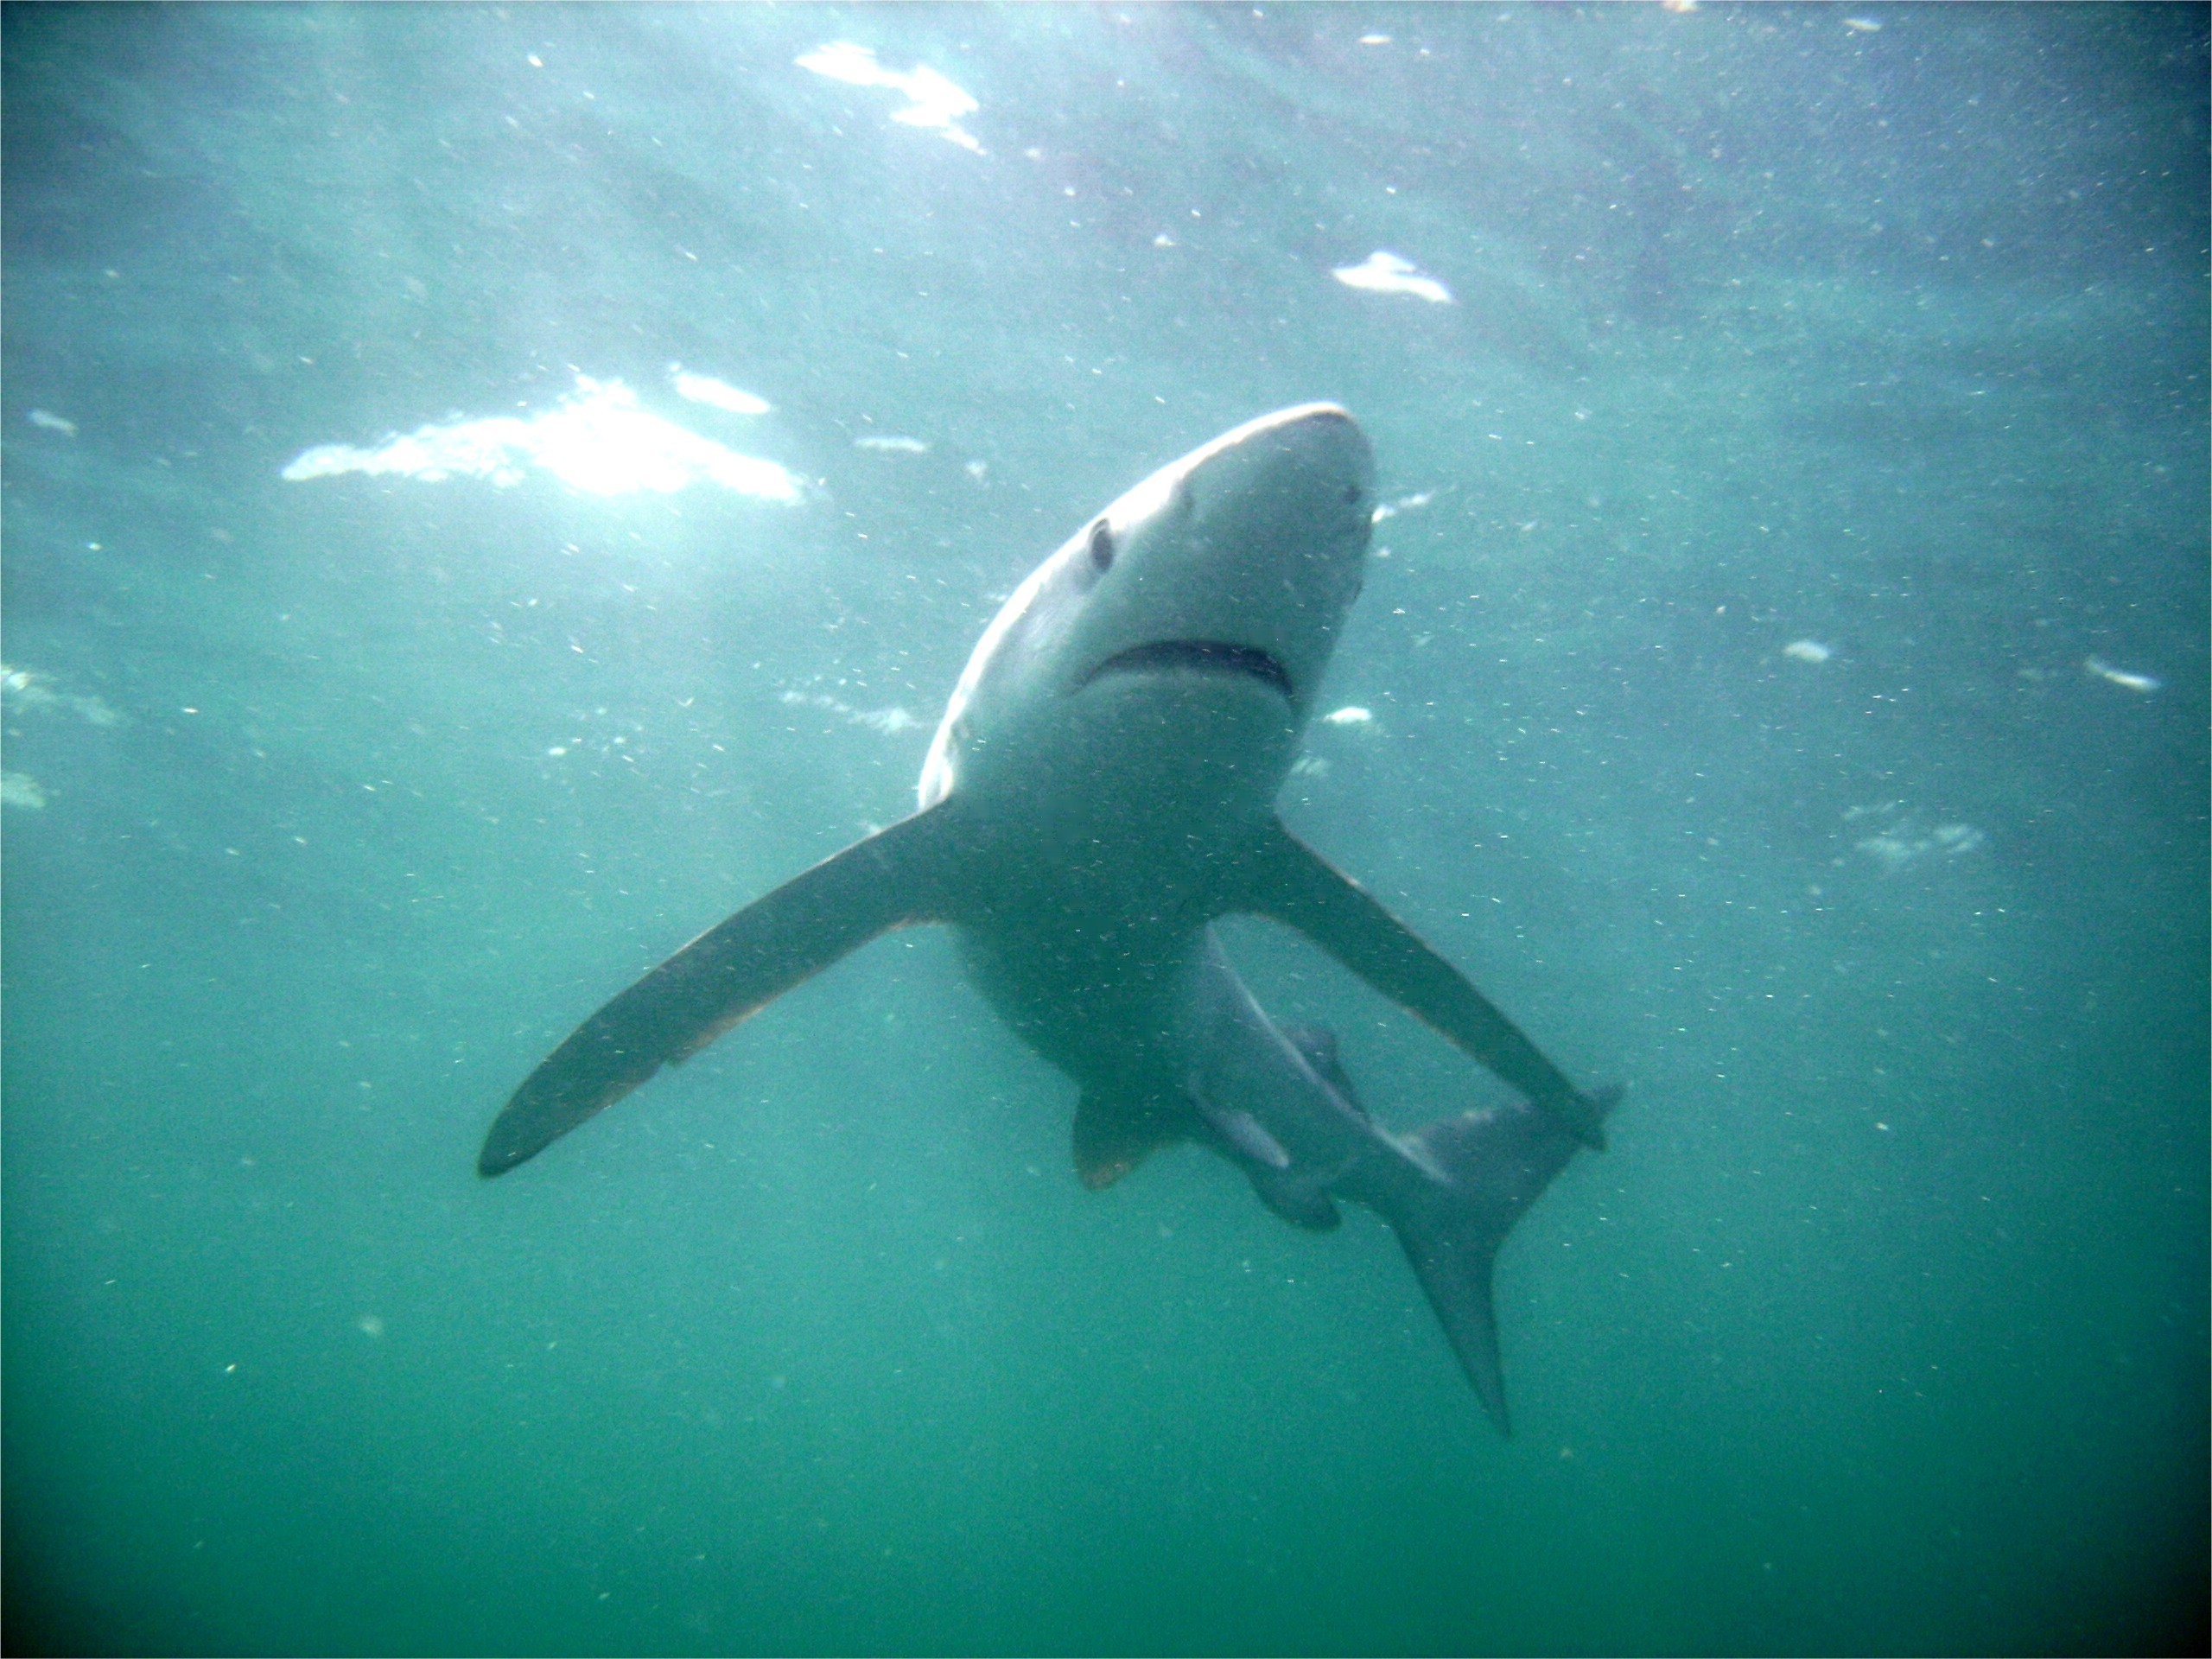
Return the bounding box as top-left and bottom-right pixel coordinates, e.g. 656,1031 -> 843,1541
3,5 -> 2204,1653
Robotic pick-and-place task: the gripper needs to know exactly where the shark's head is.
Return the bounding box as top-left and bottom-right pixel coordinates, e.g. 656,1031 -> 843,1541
920,405 -> 1374,825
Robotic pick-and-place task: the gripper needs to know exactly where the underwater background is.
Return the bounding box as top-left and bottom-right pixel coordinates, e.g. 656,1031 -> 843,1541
3,4 -> 2204,1654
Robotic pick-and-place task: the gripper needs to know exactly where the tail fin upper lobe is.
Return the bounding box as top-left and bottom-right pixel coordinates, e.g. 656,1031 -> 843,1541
1386,1084 -> 1623,1433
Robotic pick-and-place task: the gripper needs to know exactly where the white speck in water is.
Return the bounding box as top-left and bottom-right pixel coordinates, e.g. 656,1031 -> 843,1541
797,41 -> 982,152
672,370 -> 772,416
2084,657 -> 2160,694
1331,250 -> 1453,305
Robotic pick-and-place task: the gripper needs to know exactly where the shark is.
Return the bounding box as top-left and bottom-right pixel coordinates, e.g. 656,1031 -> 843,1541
480,404 -> 1618,1431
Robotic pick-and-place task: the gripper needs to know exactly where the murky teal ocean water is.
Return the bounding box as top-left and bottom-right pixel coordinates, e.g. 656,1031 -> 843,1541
4,6 -> 2204,1654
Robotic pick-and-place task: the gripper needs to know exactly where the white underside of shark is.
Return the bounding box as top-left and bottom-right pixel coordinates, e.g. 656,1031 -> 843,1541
480,404 -> 1618,1432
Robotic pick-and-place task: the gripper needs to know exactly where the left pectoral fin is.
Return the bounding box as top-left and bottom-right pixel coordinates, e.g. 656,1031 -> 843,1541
1230,819 -> 1608,1149
480,801 -> 963,1177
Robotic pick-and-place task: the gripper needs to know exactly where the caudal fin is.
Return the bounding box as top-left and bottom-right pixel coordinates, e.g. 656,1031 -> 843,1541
1385,1084 -> 1622,1433
1393,1205 -> 1515,1433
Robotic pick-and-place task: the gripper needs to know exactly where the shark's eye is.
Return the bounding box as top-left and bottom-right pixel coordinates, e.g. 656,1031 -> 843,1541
1342,482 -> 1365,508
1088,518 -> 1116,572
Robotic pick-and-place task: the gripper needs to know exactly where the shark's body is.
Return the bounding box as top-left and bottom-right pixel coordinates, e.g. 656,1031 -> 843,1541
480,405 -> 1617,1430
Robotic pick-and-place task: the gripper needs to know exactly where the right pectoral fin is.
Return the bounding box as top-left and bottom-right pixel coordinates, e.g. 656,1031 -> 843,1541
1232,818 -> 1609,1150
480,801 -> 963,1176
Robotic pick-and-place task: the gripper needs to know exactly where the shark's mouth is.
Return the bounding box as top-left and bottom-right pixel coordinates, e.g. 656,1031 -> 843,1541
1083,640 -> 1295,702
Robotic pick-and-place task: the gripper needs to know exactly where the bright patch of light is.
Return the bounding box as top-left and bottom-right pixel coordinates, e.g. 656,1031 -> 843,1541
855,706 -> 924,734
2085,657 -> 2160,694
673,371 -> 772,415
798,41 -> 982,152
1846,802 -> 1985,871
1332,251 -> 1453,305
1371,489 -> 1437,524
855,435 -> 930,454
3,662 -> 120,726
1783,639 -> 1834,664
1322,706 -> 1375,728
282,377 -> 803,502
780,689 -> 925,735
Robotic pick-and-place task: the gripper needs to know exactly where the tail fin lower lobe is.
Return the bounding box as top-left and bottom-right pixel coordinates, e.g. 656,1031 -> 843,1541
1386,1084 -> 1623,1433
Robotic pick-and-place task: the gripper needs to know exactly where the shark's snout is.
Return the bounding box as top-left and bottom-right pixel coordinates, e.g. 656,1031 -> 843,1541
1068,404 -> 1372,713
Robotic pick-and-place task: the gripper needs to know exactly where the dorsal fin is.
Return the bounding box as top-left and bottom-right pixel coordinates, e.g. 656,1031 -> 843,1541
1071,1094 -> 1188,1190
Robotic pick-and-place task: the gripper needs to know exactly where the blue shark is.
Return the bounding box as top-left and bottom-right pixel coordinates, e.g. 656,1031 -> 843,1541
480,405 -> 1618,1430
